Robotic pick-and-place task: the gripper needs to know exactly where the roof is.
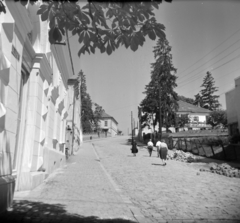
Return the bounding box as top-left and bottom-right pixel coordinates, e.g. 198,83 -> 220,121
100,111 -> 118,124
177,100 -> 211,114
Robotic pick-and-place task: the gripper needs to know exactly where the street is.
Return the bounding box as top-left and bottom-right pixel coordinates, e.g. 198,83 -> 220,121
1,136 -> 240,223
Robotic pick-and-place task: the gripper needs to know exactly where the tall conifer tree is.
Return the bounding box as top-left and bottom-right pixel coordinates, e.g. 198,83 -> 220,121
199,71 -> 221,111
79,70 -> 94,133
140,38 -> 178,133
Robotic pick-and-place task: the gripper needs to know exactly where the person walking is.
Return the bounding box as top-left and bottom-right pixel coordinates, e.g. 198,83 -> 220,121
156,140 -> 161,157
159,139 -> 168,165
131,140 -> 138,156
147,139 -> 154,157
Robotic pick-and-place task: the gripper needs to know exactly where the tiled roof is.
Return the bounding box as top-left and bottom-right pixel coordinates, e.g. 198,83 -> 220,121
100,111 -> 112,118
177,100 -> 211,114
100,111 -> 118,124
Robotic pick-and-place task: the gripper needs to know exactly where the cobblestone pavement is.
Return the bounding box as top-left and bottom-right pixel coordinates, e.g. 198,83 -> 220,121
92,136 -> 240,223
0,142 -> 138,223
1,137 -> 240,223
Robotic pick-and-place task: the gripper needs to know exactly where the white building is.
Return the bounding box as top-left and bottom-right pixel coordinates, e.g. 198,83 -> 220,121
177,100 -> 212,130
99,111 -> 118,137
225,76 -> 240,136
0,1 -> 82,212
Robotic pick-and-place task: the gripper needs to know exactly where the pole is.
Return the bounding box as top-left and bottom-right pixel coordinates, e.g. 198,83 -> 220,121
131,111 -> 133,145
71,83 -> 76,155
133,118 -> 135,136
159,81 -> 162,140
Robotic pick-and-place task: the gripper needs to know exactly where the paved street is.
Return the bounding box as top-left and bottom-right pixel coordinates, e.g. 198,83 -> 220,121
1,136 -> 240,223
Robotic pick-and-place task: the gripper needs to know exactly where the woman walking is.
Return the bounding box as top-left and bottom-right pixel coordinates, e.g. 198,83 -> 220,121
159,139 -> 168,165
147,139 -> 154,157
156,140 -> 161,157
131,140 -> 138,156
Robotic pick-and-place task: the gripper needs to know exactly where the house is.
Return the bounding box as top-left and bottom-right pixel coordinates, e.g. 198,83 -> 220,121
139,100 -> 212,136
0,1 -> 82,212
225,76 -> 240,136
98,111 -> 118,137
176,100 -> 212,130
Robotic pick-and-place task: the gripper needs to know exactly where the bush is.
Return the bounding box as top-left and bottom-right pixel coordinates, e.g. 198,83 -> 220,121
229,135 -> 240,144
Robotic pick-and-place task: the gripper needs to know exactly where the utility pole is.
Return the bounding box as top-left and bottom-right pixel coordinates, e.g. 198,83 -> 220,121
159,80 -> 162,141
133,118 -> 135,136
131,111 -> 133,145
71,83 -> 76,155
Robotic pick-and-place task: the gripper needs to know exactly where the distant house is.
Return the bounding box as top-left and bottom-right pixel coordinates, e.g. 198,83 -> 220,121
225,76 -> 240,136
140,100 -> 212,135
98,111 -> 118,137
177,100 -> 212,130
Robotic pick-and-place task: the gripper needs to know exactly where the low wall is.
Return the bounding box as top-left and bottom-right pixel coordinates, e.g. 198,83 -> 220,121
0,175 -> 15,213
166,136 -> 240,162
42,147 -> 66,175
17,147 -> 66,192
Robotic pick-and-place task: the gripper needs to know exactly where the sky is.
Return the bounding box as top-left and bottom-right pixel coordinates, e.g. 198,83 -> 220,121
70,0 -> 240,135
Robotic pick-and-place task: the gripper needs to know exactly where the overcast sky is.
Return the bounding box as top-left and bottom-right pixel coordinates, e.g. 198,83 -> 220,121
70,0 -> 240,134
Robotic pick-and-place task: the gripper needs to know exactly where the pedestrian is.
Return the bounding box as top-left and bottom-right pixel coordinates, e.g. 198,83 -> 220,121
147,139 -> 154,157
156,140 -> 161,157
131,140 -> 138,156
159,139 -> 168,166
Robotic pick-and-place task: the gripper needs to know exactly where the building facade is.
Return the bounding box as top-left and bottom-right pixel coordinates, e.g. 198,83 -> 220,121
0,1 -> 82,212
139,100 -> 212,137
99,111 -> 118,137
176,100 -> 212,130
225,76 -> 240,136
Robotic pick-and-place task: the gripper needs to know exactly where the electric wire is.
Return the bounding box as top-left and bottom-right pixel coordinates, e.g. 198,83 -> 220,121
178,67 -> 240,96
177,27 -> 240,77
178,38 -> 240,82
177,52 -> 240,88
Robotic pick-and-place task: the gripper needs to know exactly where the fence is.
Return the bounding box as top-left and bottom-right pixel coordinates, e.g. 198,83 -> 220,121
164,136 -> 240,162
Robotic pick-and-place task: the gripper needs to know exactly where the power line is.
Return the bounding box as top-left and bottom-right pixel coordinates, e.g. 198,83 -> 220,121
178,38 -> 240,82
107,102 -> 140,113
177,27 -> 240,77
177,67 -> 240,96
177,51 -> 240,88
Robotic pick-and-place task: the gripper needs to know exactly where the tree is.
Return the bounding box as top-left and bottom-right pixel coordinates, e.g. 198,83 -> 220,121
178,95 -> 194,105
207,110 -> 227,128
117,129 -> 122,135
79,70 -> 94,133
0,0 -> 172,57
140,38 -> 178,134
175,114 -> 190,129
193,93 -> 204,107
195,71 -> 221,111
93,103 -> 105,132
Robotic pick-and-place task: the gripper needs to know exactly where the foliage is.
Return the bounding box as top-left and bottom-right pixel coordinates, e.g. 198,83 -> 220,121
140,38 -> 178,132
117,129 -> 122,135
0,0 -> 172,57
178,95 -> 194,105
175,114 -> 190,128
207,109 -> 227,128
193,93 -> 204,107
79,70 -> 94,133
93,103 -> 105,131
194,71 -> 221,111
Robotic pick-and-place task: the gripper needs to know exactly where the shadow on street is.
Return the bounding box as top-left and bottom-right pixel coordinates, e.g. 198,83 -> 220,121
0,200 -> 137,223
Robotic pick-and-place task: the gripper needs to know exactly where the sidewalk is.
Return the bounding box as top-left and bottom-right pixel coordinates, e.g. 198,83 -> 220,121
0,142 -> 138,223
